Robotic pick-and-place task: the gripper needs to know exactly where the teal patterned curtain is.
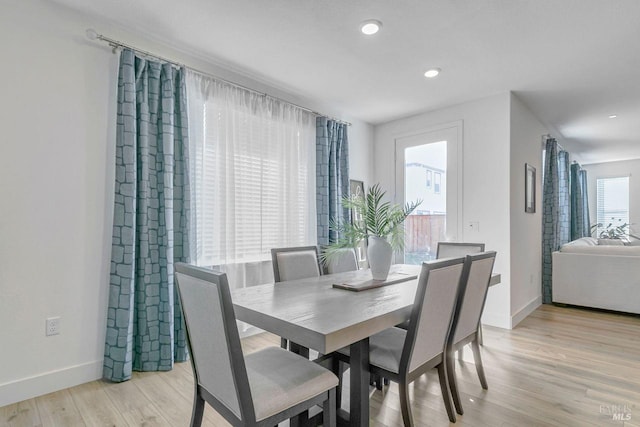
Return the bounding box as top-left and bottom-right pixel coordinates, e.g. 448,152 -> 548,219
570,163 -> 591,239
581,169 -> 590,235
558,151 -> 571,244
104,49 -> 190,382
316,118 -> 349,245
542,139 -> 570,303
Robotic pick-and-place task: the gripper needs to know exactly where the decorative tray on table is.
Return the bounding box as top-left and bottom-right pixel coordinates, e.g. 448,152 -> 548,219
332,268 -> 418,292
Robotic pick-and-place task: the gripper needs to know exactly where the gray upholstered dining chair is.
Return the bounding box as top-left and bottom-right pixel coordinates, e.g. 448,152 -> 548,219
271,245 -> 322,282
334,257 -> 466,425
394,242 -> 486,330
175,263 -> 338,427
324,247 -> 359,274
436,241 -> 487,345
446,251 -> 496,416
436,242 -> 485,259
271,246 -> 322,351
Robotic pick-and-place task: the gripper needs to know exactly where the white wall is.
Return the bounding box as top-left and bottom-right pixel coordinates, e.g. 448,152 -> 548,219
374,93 -> 512,329
509,94 -> 546,326
348,121 -> 375,187
0,0 -> 117,407
583,159 -> 640,236
0,0 -> 373,406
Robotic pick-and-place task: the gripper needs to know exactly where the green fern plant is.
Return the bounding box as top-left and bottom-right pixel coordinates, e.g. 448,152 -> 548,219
591,220 -> 639,242
321,183 -> 421,264
591,220 -> 629,240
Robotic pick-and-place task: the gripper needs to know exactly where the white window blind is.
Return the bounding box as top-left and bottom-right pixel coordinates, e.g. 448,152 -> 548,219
596,176 -> 629,234
187,72 -> 316,272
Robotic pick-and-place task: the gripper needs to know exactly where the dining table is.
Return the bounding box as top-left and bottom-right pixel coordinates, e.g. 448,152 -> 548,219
231,264 -> 501,426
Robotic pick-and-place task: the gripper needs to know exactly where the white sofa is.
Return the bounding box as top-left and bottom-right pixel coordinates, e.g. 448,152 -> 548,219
552,237 -> 640,314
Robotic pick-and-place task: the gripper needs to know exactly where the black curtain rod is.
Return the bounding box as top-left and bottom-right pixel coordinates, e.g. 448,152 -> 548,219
85,29 -> 352,127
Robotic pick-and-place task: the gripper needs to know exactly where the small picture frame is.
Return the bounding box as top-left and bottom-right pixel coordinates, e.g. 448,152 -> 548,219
525,163 -> 536,213
349,180 -> 365,223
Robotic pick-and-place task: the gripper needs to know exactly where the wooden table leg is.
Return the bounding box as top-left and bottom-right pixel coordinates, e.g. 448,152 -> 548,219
349,338 -> 369,426
289,342 -> 310,359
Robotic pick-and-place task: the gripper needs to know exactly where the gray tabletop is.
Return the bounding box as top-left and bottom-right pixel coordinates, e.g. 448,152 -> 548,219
231,264 -> 500,354
232,264 -> 500,426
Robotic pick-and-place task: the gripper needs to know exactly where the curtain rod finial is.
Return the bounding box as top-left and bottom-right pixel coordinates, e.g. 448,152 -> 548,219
86,29 -> 98,41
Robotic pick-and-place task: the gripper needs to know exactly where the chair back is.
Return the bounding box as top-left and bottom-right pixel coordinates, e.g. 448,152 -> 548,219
436,242 -> 485,259
451,252 -> 497,344
175,263 -> 254,423
325,247 -> 359,274
271,246 -> 321,282
401,257 -> 465,374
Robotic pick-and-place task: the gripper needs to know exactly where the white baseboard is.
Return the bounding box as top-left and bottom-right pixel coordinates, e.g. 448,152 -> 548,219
0,360 -> 103,407
511,295 -> 542,328
481,311 -> 512,329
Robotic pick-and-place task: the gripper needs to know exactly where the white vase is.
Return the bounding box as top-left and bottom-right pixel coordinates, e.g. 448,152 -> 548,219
368,236 -> 393,280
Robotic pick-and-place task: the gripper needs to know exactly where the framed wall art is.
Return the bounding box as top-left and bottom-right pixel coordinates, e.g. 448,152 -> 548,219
349,179 -> 369,268
525,163 -> 536,213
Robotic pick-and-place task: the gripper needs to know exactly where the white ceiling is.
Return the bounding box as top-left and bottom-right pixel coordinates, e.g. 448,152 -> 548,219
52,0 -> 640,163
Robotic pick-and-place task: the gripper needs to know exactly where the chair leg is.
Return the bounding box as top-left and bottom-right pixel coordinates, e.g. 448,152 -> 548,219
399,381 -> 414,427
477,324 -> 484,346
471,339 -> 488,390
374,374 -> 389,389
290,412 -> 307,427
280,337 -> 288,350
331,357 -> 344,410
190,393 -> 205,427
323,388 -> 337,427
446,350 -> 464,415
373,373 -> 383,390
437,363 -> 457,422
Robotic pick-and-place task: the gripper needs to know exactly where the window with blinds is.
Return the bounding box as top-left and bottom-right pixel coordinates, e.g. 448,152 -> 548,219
190,98 -> 316,267
596,176 -> 629,234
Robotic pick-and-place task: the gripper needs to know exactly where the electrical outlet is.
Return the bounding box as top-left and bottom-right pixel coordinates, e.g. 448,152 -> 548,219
46,317 -> 60,336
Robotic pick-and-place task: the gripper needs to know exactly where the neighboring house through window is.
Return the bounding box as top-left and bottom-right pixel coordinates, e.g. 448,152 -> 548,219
434,172 -> 442,194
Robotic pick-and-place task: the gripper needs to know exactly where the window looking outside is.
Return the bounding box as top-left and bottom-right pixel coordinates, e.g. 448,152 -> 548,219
402,140 -> 447,263
596,176 -> 629,236
188,86 -> 316,268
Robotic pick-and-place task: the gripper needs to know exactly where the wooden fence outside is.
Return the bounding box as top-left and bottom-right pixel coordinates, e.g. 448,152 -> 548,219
404,214 -> 446,257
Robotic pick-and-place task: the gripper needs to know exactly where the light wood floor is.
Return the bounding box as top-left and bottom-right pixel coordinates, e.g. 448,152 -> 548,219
2,304 -> 639,427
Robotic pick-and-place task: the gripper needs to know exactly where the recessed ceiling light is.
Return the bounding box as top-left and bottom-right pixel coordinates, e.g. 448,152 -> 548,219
424,68 -> 441,78
360,20 -> 382,35
609,115 -> 617,119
